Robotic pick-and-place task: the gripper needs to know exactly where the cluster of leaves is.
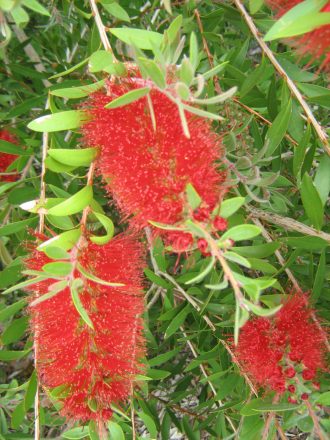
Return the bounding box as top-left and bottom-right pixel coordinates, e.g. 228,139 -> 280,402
0,0 -> 329,439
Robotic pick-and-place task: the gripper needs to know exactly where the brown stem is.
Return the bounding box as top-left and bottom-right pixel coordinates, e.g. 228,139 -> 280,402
88,0 -> 114,54
274,418 -> 288,440
262,394 -> 280,440
231,0 -> 330,156
248,207 -> 330,244
306,400 -> 326,440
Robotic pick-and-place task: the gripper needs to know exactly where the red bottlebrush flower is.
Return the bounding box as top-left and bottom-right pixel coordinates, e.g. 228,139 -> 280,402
26,234 -> 145,423
287,384 -> 295,393
0,130 -> 19,182
265,0 -> 301,16
193,207 -> 210,222
284,367 -> 296,378
302,369 -> 316,381
81,78 -> 226,248
266,1 -> 330,70
197,238 -> 209,255
234,293 -> 327,393
167,231 -> 194,252
213,216 -> 228,231
293,3 -> 330,71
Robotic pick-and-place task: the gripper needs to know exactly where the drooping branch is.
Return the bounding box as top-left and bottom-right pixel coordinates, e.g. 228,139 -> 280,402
231,0 -> 330,156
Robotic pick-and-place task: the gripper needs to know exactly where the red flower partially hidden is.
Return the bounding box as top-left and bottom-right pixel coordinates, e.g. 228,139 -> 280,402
234,294 -> 327,396
0,130 -> 19,182
266,1 -> 330,70
26,234 -> 145,422
265,0 -> 301,16
82,78 -> 226,251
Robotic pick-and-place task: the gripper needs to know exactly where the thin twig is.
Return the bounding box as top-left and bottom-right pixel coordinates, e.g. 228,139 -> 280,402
274,419 -> 288,440
248,206 -> 330,243
231,0 -> 330,156
88,0 -> 114,54
180,326 -> 237,434
305,400 -> 327,440
252,217 -> 330,353
262,394 -> 279,440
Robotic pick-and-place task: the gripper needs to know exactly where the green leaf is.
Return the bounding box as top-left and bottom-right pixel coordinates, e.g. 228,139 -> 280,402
1,276 -> 47,295
88,420 -> 98,440
316,391 -> 330,406
89,212 -> 114,245
166,15 -> 182,43
193,86 -> 237,105
219,197 -> 245,218
282,236 -> 328,249
181,103 -> 224,121
28,110 -> 88,132
189,32 -> 199,70
264,0 -> 330,40
30,280 -> 68,307
249,0 -> 263,14
62,426 -> 89,439
50,80 -> 105,99
224,251 -> 251,268
48,148 -> 98,167
24,371 -> 37,411
148,348 -> 180,367
165,305 -> 190,339
221,225 -> 261,242
47,186 -> 93,216
0,298 -> 26,321
110,28 -> 163,50
49,57 -> 89,79
107,422 -> 125,440
11,401 -> 25,430
138,58 -> 166,89
148,220 -> 185,231
265,99 -> 292,156
185,257 -> 215,285
243,299 -> 282,317
137,412 -> 157,438
88,50 -> 114,72
77,263 -> 124,287
22,0 -> 50,16
1,316 -> 28,345
38,229 -> 81,252
312,250 -> 326,300
42,262 -> 72,277
314,155 -> 330,206
0,139 -> 30,155
0,216 -> 38,237
0,350 -> 30,361
146,369 -> 171,380
300,173 -> 324,230
185,183 -> 202,210
71,279 -> 94,329
105,87 -> 150,109
180,57 -> 194,86
101,2 -> 130,22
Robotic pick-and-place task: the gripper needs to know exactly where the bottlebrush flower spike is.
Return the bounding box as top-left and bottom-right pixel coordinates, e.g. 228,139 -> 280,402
25,233 -> 145,423
234,293 -> 327,397
81,77 -> 226,251
0,130 -> 19,182
266,1 -> 330,70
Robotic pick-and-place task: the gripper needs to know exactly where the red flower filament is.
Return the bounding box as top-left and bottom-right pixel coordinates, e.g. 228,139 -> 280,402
0,130 -> 19,182
234,294 -> 327,397
82,78 -> 226,251
26,234 -> 145,422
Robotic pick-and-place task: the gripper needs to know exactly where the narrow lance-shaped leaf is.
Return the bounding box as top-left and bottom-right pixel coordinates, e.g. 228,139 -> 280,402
70,279 -> 94,329
47,186 -> 93,216
105,87 -> 150,109
48,148 -> 98,167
